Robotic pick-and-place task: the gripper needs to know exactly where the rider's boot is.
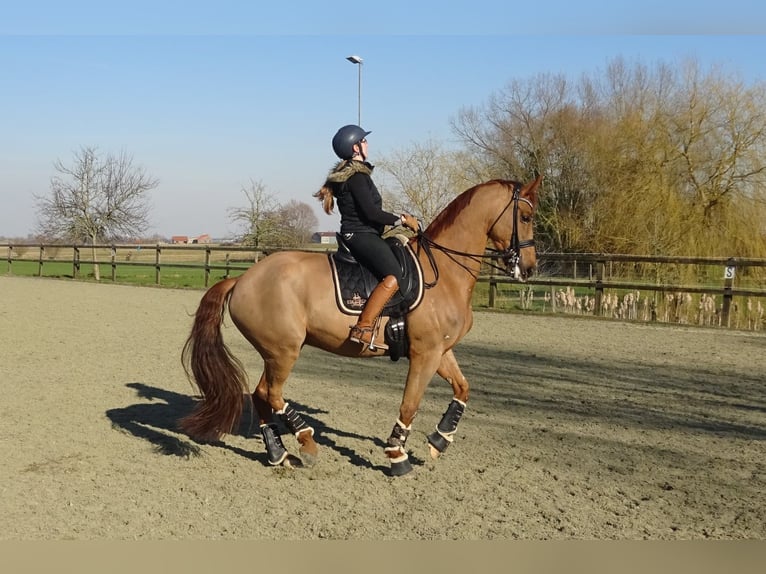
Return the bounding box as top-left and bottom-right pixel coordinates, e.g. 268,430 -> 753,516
349,275 -> 398,350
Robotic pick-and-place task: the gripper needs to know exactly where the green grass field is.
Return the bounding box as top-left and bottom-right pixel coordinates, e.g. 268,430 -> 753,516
3,259 -> 249,290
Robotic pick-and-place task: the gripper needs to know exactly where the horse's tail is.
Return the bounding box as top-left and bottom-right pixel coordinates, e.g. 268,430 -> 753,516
179,277 -> 248,442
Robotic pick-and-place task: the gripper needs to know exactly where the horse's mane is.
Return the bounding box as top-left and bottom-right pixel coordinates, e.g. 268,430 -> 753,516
425,179 -> 521,237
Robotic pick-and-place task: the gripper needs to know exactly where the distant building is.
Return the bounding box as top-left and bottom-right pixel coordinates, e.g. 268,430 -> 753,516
312,231 -> 337,245
171,234 -> 212,244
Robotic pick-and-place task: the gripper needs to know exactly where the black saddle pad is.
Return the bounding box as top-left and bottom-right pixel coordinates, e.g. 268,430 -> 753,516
328,234 -> 424,316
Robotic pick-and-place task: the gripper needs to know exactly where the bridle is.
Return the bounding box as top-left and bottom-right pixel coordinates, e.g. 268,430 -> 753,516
487,182 -> 536,278
415,182 -> 536,288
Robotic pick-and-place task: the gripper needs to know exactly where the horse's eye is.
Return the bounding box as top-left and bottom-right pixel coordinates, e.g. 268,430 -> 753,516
521,215 -> 532,224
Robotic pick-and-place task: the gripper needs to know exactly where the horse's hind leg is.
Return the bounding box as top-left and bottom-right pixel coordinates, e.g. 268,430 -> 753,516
427,349 -> 469,459
251,356 -> 319,467
250,373 -> 294,467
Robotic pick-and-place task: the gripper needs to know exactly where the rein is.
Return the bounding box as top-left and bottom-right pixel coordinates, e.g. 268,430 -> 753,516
415,183 -> 535,288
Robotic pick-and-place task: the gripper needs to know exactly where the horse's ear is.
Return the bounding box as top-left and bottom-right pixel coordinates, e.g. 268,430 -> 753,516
522,175 -> 542,208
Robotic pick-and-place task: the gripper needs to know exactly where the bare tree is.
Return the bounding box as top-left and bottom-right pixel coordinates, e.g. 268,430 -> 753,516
271,200 -> 318,247
453,73 -> 598,252
228,179 -> 280,247
228,181 -> 318,248
35,146 -> 157,280
377,140 -> 477,226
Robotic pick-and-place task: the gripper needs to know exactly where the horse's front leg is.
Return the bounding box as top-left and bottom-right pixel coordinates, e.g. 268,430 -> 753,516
427,349 -> 469,459
385,352 -> 442,476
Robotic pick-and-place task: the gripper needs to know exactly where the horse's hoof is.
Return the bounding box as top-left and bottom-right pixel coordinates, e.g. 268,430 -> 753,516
389,458 -> 414,476
428,444 -> 441,459
427,431 -> 451,456
299,450 -> 318,467
282,454 -> 304,468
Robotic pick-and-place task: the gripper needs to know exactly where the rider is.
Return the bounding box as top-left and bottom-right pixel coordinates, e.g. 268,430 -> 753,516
314,124 -> 419,349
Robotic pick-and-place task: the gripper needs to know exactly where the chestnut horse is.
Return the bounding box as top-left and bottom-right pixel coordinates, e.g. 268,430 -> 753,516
180,176 -> 541,475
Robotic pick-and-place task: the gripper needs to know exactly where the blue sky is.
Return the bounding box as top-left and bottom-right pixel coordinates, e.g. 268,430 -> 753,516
2,1 -> 765,239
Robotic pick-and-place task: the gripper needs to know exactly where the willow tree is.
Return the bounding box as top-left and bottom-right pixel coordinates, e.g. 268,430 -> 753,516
585,58 -> 766,258
35,146 -> 157,280
665,60 -> 766,256
452,57 -> 766,259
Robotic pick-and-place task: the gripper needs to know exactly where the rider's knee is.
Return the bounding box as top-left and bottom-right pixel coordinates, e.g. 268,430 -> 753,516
382,275 -> 399,289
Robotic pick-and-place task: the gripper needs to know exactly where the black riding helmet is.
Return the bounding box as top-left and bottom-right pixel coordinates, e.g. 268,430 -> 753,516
332,124 -> 371,160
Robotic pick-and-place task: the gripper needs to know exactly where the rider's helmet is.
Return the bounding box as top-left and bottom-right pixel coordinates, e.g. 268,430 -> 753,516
332,124 -> 371,160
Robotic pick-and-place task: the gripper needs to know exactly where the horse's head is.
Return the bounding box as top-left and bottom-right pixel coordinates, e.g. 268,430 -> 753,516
488,176 -> 541,281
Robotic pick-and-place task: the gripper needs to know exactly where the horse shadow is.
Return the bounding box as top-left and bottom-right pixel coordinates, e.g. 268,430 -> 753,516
106,382 -> 393,472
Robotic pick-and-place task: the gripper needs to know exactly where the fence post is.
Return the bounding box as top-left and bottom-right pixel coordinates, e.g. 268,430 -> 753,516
488,277 -> 496,308
72,246 -> 80,278
155,244 -> 162,286
6,244 -> 12,275
110,246 -> 117,282
38,245 -> 46,277
488,264 -> 497,308
204,247 -> 211,288
224,253 -> 231,279
721,258 -> 735,327
594,259 -> 605,316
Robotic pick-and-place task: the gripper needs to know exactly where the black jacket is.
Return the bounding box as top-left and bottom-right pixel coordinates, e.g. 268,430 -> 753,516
334,167 -> 399,235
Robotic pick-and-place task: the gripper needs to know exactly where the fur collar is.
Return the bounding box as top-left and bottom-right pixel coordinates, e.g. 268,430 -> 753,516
324,160 -> 374,184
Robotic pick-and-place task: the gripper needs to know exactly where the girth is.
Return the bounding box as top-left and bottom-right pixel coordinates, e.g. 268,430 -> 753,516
328,233 -> 424,317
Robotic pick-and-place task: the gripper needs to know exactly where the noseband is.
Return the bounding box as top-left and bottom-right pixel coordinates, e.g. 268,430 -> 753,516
416,182 -> 535,287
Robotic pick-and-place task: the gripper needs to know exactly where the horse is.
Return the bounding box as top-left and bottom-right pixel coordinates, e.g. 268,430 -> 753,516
179,176 -> 541,476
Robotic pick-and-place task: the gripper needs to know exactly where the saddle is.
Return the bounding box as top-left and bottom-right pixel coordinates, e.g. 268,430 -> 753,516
328,234 -> 424,360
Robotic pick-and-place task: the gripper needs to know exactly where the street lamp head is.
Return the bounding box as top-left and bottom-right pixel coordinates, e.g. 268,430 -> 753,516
346,55 -> 363,126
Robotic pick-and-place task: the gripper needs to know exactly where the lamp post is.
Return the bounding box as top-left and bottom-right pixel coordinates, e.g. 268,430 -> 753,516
346,54 -> 363,126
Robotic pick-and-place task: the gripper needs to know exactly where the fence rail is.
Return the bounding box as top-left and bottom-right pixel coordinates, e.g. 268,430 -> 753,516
485,253 -> 766,328
3,242 -> 278,286
4,243 -> 766,330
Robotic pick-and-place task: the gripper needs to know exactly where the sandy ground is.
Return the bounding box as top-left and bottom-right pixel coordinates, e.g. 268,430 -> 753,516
1,275 -> 764,540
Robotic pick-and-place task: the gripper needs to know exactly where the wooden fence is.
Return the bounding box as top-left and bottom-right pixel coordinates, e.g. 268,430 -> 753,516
2,243 -> 269,287
4,243 -> 766,330
486,253 -> 766,330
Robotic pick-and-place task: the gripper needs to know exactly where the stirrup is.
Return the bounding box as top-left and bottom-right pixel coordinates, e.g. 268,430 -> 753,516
349,323 -> 388,351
